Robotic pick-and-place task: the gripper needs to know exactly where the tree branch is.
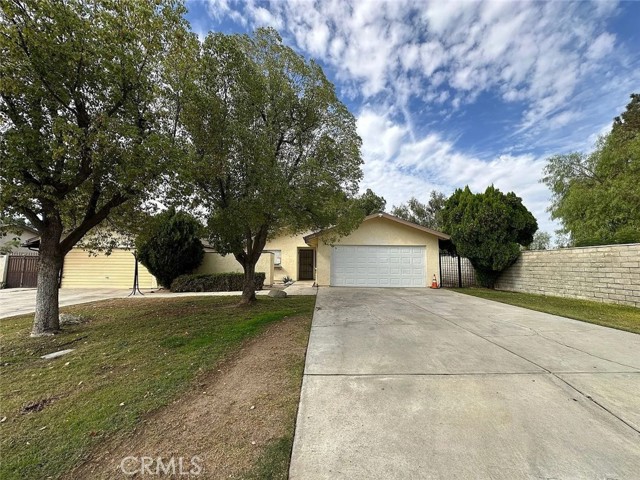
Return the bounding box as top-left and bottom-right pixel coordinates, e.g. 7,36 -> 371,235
59,192 -> 128,253
17,205 -> 44,232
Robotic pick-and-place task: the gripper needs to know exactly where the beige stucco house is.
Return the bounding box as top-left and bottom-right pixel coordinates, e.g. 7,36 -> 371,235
305,212 -> 448,287
58,212 -> 449,289
205,212 -> 448,287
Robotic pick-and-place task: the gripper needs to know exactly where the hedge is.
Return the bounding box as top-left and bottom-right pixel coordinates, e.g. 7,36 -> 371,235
170,272 -> 266,292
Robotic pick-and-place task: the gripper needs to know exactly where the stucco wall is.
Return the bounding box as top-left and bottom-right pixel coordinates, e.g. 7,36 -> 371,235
315,217 -> 441,287
0,229 -> 38,254
0,255 -> 8,288
264,233 -> 310,282
194,251 -> 274,286
61,249 -> 158,289
495,244 -> 640,308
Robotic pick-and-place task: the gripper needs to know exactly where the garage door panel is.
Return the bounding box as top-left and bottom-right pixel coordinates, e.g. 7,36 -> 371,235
62,249 -> 157,289
331,246 -> 426,288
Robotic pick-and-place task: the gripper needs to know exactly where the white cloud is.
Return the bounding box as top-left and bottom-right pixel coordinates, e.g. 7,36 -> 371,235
203,0 -> 631,139
356,108 -> 557,234
587,32 -> 616,60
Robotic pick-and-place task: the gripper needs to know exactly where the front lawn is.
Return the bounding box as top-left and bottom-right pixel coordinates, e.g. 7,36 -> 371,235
0,296 -> 315,479
452,288 -> 640,334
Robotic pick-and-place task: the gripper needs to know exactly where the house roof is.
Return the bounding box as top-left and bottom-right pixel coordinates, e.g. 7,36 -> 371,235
21,236 -> 40,250
303,212 -> 451,243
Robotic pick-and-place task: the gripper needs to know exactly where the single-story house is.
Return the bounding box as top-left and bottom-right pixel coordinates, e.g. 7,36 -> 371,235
304,212 -> 448,287
56,212 -> 449,289
206,212 -> 448,287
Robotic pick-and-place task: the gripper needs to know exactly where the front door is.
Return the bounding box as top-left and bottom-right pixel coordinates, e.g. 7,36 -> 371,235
298,249 -> 315,280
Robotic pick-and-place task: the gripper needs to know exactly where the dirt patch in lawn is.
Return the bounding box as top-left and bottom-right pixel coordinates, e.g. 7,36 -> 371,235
65,314 -> 311,479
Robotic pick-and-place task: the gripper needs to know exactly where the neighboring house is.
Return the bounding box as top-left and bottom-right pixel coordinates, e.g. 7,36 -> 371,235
36,212 -> 448,289
0,224 -> 39,254
61,249 -> 159,289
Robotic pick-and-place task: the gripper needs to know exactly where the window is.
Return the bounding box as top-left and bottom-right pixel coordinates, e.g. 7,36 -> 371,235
266,250 -> 282,266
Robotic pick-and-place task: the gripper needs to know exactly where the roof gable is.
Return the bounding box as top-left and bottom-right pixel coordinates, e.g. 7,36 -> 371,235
304,212 -> 450,242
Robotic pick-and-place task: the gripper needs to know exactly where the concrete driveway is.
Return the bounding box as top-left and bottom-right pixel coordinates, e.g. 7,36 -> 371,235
0,288 -> 135,319
290,288 -> 640,479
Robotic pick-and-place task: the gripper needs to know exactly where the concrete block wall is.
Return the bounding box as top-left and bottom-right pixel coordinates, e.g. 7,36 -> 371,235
495,243 -> 640,308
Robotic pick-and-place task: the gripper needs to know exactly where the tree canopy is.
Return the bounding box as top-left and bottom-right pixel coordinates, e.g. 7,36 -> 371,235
441,186 -> 538,287
178,28 -> 363,302
526,231 -> 551,250
541,93 -> 640,246
0,0 -> 190,335
356,189 -> 386,215
391,191 -> 446,230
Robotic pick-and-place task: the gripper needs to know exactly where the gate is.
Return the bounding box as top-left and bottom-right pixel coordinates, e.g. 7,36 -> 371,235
6,254 -> 39,288
439,253 -> 476,288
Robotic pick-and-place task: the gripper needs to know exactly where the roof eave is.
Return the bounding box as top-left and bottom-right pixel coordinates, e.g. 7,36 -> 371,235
303,212 -> 451,242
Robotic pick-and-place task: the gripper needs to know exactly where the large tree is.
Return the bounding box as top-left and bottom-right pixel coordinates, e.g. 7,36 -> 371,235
391,191 -> 447,230
0,0 -> 190,335
179,28 -> 363,303
441,186 -> 538,287
541,93 -> 640,246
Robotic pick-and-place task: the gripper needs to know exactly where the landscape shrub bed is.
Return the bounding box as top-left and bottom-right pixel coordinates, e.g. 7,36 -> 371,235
171,272 -> 266,292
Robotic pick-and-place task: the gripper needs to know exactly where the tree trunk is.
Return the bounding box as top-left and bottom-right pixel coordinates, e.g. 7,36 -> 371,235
236,225 -> 269,305
31,224 -> 64,337
240,261 -> 257,304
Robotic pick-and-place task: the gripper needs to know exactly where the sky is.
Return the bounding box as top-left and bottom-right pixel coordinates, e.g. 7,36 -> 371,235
184,0 -> 640,238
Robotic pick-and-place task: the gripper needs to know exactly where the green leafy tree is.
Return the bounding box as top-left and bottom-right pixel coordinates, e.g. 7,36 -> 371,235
391,191 -> 447,230
0,0 -> 190,335
136,209 -> 204,288
356,189 -> 386,215
179,28 -> 363,303
526,231 -> 552,250
441,186 -> 538,287
542,93 -> 640,246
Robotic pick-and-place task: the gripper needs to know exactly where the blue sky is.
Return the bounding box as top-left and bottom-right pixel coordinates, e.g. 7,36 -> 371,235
184,0 -> 640,237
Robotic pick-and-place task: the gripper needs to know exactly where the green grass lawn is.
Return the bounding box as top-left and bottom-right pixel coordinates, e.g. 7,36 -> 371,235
0,296 -> 315,479
452,288 -> 640,334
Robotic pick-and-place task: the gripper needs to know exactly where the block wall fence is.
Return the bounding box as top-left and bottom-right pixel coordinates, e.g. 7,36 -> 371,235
495,243 -> 640,308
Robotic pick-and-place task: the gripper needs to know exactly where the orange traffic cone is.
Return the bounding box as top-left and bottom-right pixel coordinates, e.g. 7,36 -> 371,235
430,274 -> 439,289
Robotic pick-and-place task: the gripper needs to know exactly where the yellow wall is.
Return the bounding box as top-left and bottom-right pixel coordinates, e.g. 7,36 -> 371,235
61,249 -> 158,289
264,233 -> 311,282
315,217 -> 441,287
194,251 -> 274,286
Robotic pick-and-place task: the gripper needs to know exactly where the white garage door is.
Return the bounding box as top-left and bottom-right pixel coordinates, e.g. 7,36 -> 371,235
331,246 -> 426,287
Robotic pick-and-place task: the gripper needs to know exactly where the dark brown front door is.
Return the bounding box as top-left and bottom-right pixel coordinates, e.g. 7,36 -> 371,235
298,249 -> 314,280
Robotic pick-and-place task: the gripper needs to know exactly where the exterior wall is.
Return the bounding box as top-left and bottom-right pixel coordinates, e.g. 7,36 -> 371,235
495,244 -> 640,308
264,233 -> 310,282
0,255 -> 8,288
1,229 -> 38,254
61,249 -> 158,289
194,251 -> 274,286
315,217 -> 441,287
